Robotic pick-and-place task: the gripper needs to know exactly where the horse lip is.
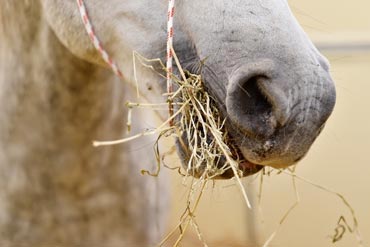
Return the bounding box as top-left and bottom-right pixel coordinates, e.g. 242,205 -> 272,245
176,133 -> 263,180
216,159 -> 263,179
183,155 -> 263,180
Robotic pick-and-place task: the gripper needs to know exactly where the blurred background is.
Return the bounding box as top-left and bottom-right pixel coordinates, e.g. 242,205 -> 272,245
167,0 -> 370,246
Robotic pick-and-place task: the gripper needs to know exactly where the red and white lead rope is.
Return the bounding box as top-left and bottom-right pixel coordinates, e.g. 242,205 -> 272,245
166,0 -> 175,124
76,0 -> 124,78
76,0 -> 175,125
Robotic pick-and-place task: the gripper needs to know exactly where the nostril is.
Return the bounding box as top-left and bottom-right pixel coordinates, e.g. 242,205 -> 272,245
238,76 -> 273,119
226,60 -> 291,139
227,75 -> 278,138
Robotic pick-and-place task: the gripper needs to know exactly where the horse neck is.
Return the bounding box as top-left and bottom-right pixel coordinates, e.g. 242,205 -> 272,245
0,1 -> 125,146
0,2 -> 168,244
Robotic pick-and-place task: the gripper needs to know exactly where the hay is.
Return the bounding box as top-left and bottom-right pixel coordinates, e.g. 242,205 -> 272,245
258,168 -> 364,247
93,49 -> 252,206
157,49 -> 255,245
93,50 -> 364,247
93,49 -> 253,246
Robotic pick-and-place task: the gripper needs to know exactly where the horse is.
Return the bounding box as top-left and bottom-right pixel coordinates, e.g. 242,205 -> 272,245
0,0 -> 335,246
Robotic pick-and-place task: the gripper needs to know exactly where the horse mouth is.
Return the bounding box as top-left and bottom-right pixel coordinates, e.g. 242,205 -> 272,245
220,139 -> 263,179
176,130 -> 263,179
173,69 -> 263,179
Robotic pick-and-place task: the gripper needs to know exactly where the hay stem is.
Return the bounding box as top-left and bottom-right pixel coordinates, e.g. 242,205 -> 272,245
174,179 -> 208,246
171,48 -> 252,208
262,173 -> 300,247
92,98 -> 190,147
281,170 -> 364,246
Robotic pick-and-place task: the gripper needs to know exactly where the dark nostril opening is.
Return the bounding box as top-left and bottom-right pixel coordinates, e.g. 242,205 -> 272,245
226,60 -> 290,138
238,76 -> 272,117
227,75 -> 277,138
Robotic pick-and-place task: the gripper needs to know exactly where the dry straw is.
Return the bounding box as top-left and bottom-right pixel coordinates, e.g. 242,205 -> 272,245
93,49 -> 255,245
94,49 -> 252,196
93,50 -> 363,247
77,1 -> 362,245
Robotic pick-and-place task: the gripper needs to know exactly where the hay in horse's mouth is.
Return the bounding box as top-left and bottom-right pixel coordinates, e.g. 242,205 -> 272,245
172,70 -> 263,179
218,136 -> 263,179
93,51 -> 263,181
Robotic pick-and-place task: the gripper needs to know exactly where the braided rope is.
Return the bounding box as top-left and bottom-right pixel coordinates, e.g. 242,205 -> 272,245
76,0 -> 175,124
76,0 -> 123,78
166,0 -> 175,123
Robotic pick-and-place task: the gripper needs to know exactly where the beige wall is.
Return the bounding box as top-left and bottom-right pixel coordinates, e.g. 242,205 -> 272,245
168,1 -> 370,246
291,0 -> 370,31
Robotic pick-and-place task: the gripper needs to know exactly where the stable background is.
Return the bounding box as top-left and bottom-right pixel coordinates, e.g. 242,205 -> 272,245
168,0 -> 370,246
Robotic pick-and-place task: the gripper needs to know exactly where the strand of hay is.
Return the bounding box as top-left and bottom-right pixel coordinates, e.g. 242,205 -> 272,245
284,171 -> 364,246
157,179 -> 209,247
261,167 -> 300,247
260,168 -> 364,247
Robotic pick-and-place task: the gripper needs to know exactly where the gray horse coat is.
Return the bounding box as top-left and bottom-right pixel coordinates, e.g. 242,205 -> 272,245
0,0 -> 335,246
